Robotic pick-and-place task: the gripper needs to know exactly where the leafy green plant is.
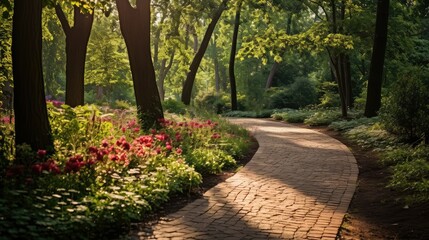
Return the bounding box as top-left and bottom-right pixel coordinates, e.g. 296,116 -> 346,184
380,75 -> 429,143
162,98 -> 187,115
222,109 -> 275,118
271,109 -> 315,123
304,110 -> 342,126
194,92 -> 229,114
329,117 -> 379,132
388,158 -> 429,203
344,122 -> 399,150
186,148 -> 236,174
113,100 -> 131,110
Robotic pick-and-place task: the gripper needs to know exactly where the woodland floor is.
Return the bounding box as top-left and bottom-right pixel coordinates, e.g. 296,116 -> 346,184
128,123 -> 429,240
306,124 -> 429,240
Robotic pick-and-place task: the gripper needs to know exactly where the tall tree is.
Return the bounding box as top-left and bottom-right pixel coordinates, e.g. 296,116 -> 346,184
181,0 -> 228,105
364,0 -> 390,117
12,0 -> 53,151
116,0 -> 163,129
55,5 -> 94,107
229,0 -> 242,110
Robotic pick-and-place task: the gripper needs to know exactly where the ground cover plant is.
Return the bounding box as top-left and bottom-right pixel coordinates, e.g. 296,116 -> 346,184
0,103 -> 251,239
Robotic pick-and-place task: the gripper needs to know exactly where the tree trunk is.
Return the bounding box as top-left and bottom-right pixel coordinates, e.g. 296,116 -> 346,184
343,54 -> 353,108
12,0 -> 53,152
55,6 -> 94,107
265,62 -> 279,89
229,1 -> 242,111
181,0 -> 228,105
365,0 -> 390,117
212,38 -> 221,93
157,49 -> 175,101
116,0 -> 163,129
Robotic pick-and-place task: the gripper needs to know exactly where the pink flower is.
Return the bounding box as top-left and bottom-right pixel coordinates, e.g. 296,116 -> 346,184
176,148 -> 183,155
166,144 -> 172,150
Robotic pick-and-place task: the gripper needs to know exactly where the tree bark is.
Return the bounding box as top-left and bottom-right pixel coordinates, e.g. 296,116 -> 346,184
229,1 -> 242,110
265,62 -> 279,89
116,0 -> 163,129
181,0 -> 228,105
365,0 -> 390,117
55,6 -> 94,107
157,48 -> 175,100
211,38 -> 221,93
12,0 -> 53,152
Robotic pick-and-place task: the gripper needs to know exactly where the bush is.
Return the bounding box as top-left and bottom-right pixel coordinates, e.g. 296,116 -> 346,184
317,81 -> 341,108
268,77 -> 318,109
194,93 -> 228,114
380,75 -> 429,143
162,98 -> 187,115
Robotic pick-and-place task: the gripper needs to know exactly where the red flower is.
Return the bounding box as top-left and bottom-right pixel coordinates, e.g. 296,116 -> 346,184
122,142 -> 131,151
176,148 -> 183,155
166,144 -> 172,150
88,146 -> 98,154
102,140 -> 109,148
32,164 -> 43,174
37,149 -> 47,158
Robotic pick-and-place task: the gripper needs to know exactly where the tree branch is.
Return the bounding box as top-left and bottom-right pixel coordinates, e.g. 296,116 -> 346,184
55,5 -> 71,35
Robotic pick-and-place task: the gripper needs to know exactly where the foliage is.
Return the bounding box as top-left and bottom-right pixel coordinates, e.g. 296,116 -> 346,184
84,11 -> 133,105
0,5 -> 12,109
329,117 -> 379,132
303,110 -> 343,126
267,77 -> 318,109
222,109 -> 275,118
162,98 -> 187,115
186,148 -> 236,174
317,81 -> 341,108
194,92 -> 228,114
344,122 -> 399,150
0,115 -> 14,179
385,145 -> 429,203
271,109 -> 315,123
112,100 -> 131,110
47,103 -> 112,156
380,74 -> 429,143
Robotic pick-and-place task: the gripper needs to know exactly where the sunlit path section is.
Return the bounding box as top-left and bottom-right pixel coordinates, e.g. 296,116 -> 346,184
132,118 -> 358,239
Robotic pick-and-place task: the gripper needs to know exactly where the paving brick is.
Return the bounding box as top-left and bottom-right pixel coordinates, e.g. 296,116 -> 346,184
129,119 -> 358,239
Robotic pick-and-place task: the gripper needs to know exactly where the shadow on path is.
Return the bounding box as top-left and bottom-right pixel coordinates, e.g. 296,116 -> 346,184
130,118 -> 358,239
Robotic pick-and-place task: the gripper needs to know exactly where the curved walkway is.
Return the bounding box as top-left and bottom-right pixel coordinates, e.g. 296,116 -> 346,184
133,118 -> 358,239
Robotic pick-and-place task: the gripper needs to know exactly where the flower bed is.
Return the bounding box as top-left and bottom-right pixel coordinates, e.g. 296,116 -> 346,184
0,104 -> 251,239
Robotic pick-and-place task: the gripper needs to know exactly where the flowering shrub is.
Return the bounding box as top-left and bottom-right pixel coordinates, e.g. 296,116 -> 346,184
0,105 -> 251,239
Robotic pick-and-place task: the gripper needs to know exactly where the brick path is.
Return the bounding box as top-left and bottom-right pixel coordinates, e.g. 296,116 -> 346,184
132,118 -> 358,239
